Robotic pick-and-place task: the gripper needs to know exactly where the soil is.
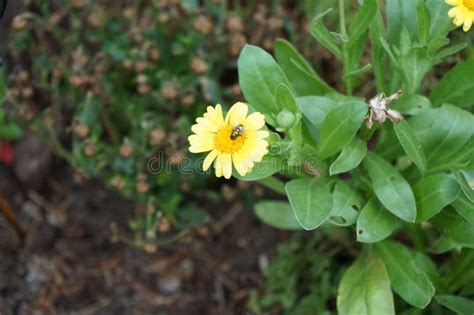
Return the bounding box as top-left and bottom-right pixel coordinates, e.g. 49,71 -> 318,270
0,158 -> 287,315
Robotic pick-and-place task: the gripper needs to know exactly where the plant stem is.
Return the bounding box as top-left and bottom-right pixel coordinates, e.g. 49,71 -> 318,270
257,176 -> 286,195
406,223 -> 424,251
338,0 -> 353,95
338,0 -> 347,36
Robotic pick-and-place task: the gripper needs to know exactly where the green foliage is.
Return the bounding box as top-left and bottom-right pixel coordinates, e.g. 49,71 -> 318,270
237,0 -> 474,312
249,234 -> 346,315
337,249 -> 395,315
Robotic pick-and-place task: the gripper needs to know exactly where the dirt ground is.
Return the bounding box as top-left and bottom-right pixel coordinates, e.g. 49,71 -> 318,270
0,155 -> 287,315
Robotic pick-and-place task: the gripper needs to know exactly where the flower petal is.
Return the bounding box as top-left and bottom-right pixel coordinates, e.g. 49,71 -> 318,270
221,153 -> 232,179
232,152 -> 247,176
188,134 -> 214,153
203,149 -> 218,171
244,112 -> 266,131
214,153 -> 223,177
203,104 -> 224,127
225,102 -> 248,126
445,0 -> 461,6
463,18 -> 473,31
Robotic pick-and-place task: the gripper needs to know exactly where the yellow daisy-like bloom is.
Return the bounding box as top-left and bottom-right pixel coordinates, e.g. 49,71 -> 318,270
188,102 -> 269,179
446,0 -> 474,31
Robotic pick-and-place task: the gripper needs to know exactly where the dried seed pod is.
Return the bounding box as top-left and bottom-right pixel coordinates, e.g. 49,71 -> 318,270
136,74 -> 147,84
149,128 -> 166,146
11,15 -> 29,30
193,16 -> 213,35
21,86 -> 34,99
169,151 -> 186,166
110,175 -> 124,190
149,48 -> 160,62
230,84 -> 242,97
122,59 -> 134,70
73,122 -> 90,139
84,142 -> 97,157
158,12 -> 170,24
157,217 -> 171,233
180,94 -> 195,107
228,33 -> 247,56
137,83 -> 151,94
161,84 -> 178,100
87,12 -> 104,28
70,0 -> 86,9
16,70 -> 29,83
226,16 -> 244,33
136,179 -> 150,194
122,7 -> 137,21
94,63 -> 107,74
119,143 -> 134,158
190,57 -> 208,74
134,60 -> 149,72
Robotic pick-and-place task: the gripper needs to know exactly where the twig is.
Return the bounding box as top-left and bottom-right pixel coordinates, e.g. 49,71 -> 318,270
0,194 -> 25,244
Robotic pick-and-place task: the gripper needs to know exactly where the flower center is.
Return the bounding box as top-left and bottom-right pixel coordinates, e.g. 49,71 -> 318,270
464,0 -> 474,11
214,124 -> 246,154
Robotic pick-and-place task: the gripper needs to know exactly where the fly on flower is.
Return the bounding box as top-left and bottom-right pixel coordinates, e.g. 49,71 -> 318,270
188,102 -> 269,179
446,0 -> 474,32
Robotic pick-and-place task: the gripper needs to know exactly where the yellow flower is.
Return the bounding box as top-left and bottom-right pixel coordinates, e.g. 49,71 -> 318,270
446,0 -> 474,31
188,102 -> 269,179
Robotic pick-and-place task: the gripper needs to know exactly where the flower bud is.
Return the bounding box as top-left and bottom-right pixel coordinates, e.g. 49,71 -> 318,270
276,110 -> 296,130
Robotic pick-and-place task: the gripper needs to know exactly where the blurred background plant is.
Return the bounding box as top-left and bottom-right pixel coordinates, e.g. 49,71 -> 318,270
2,0 -> 342,249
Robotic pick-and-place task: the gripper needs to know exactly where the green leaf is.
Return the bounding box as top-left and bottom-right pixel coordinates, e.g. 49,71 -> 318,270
348,0 -> 377,46
390,94 -> 432,115
386,0 -> 418,44
274,39 -> 334,96
275,84 -> 299,113
416,1 -> 430,43
414,175 -> 461,221
452,169 -> 474,202
234,154 -> 282,181
330,181 -> 363,227
254,201 -> 302,230
435,42 -> 468,61
370,11 -> 388,93
0,69 -> 6,102
330,137 -> 367,175
410,105 -> 474,170
0,124 -> 23,140
432,210 -> 474,250
429,58 -> 474,108
238,44 -> 291,125
285,177 -> 333,230
435,295 -> 474,315
337,251 -> 395,315
397,46 -> 433,94
364,152 -> 417,222
426,0 -> 454,40
310,9 -> 342,59
317,101 -> 367,159
453,194 -> 474,225
394,120 -> 427,174
357,199 -> 398,243
376,240 -> 435,308
297,96 -> 338,130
